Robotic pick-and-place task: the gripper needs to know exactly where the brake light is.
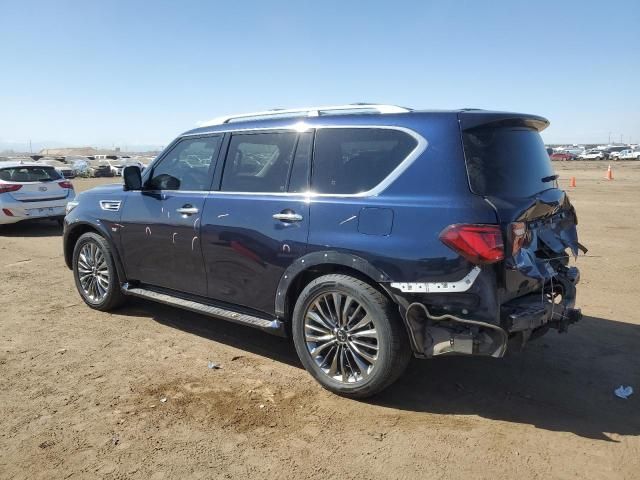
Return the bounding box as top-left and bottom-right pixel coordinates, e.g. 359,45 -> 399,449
511,222 -> 527,256
439,224 -> 504,264
59,181 -> 74,189
0,184 -> 22,194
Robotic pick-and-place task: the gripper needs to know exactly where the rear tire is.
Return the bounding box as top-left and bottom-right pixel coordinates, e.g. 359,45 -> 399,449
292,274 -> 411,398
72,232 -> 126,311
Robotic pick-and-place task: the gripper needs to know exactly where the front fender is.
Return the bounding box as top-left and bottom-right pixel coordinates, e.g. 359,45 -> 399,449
63,219 -> 126,282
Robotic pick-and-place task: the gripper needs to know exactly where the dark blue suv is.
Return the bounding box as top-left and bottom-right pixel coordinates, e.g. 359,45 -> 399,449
63,104 -> 583,398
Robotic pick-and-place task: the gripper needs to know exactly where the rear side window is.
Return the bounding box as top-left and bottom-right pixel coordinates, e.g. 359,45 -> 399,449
463,127 -> 556,197
0,166 -> 62,182
221,132 -> 297,192
312,128 -> 417,194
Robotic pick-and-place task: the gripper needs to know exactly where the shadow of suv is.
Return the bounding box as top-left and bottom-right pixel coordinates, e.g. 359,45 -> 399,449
63,104 -> 584,398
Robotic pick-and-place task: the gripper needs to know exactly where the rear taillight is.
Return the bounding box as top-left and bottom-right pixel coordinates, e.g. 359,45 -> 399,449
2,208 -> 14,216
511,222 -> 527,256
439,224 -> 505,264
59,181 -> 74,189
0,184 -> 22,194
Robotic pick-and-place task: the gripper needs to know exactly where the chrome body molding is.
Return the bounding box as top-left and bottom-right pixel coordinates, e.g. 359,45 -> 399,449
390,266 -> 482,293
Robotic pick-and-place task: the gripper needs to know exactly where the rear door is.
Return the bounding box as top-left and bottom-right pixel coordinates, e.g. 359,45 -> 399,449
119,135 -> 223,296
200,130 -> 312,315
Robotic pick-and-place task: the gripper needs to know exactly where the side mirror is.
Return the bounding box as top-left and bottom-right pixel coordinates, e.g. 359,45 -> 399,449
123,166 -> 142,191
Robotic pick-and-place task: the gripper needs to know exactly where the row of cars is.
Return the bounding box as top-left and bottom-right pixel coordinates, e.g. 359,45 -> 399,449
0,156 -> 151,179
550,145 -> 640,161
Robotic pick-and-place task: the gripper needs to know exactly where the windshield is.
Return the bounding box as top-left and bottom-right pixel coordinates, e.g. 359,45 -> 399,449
0,166 -> 62,182
463,127 -> 557,197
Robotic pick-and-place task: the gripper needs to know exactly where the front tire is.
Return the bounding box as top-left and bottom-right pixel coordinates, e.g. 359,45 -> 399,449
292,274 -> 411,398
72,232 -> 126,311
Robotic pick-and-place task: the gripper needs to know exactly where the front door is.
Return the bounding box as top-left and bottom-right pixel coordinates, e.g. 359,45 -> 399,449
119,135 -> 222,296
201,130 -> 312,314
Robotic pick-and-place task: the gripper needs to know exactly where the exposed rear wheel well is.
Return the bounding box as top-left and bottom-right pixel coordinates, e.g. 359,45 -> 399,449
284,264 -> 392,322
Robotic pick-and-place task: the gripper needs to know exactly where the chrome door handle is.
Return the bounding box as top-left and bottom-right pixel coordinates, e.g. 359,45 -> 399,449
273,212 -> 303,222
177,207 -> 199,215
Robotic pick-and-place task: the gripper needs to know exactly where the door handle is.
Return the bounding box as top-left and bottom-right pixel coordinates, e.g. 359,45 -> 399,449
273,212 -> 303,222
177,206 -> 199,215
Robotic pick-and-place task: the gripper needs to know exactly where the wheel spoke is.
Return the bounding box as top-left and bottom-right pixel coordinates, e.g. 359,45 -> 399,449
310,339 -> 337,357
346,314 -> 372,333
348,340 -> 377,364
350,328 -> 377,339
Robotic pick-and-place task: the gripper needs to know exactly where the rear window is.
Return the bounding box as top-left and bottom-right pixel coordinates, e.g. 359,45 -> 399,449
312,128 -> 417,194
463,127 -> 556,197
0,166 -> 62,182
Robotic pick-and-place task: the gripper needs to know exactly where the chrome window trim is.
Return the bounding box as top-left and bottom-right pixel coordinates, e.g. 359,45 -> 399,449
179,124 -> 427,198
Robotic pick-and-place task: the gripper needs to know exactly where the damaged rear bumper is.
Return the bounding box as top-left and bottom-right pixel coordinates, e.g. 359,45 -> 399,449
389,265 -> 582,359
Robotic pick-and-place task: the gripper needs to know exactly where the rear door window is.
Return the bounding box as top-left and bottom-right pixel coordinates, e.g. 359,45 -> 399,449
0,166 -> 62,182
221,132 -> 297,193
311,128 -> 417,194
463,127 -> 557,197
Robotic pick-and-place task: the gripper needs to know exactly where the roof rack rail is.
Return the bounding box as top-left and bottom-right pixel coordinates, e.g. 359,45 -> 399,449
201,104 -> 412,127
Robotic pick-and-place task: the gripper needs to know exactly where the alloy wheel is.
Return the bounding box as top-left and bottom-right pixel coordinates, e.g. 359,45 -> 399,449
304,292 -> 379,384
77,242 -> 110,302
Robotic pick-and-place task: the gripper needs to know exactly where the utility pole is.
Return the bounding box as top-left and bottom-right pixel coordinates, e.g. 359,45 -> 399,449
29,139 -> 32,154
608,132 -> 611,144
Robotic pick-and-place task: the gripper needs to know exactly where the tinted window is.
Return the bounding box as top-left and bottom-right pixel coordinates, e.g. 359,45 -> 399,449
221,132 -> 297,192
463,127 -> 556,197
288,132 -> 312,193
148,136 -> 221,191
312,128 -> 417,194
0,166 -> 62,182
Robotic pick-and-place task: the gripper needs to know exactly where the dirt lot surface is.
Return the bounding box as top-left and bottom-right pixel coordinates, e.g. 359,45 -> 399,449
1,161 -> 639,479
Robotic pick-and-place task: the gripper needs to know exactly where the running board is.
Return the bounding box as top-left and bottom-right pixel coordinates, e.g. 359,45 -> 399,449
121,284 -> 286,336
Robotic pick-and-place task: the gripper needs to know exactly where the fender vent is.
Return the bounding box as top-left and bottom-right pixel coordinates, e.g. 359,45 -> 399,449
99,200 -> 121,212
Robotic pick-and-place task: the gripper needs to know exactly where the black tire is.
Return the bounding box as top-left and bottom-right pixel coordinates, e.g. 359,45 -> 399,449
292,274 -> 411,398
72,232 -> 126,311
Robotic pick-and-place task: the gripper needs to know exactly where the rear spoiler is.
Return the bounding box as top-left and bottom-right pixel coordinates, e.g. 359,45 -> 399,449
458,111 -> 549,132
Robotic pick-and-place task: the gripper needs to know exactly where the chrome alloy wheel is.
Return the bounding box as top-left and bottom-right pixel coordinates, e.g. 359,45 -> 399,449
304,292 -> 379,383
77,242 -> 110,302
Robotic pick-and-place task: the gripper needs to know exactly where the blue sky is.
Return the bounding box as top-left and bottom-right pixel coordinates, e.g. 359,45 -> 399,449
1,0 -> 638,150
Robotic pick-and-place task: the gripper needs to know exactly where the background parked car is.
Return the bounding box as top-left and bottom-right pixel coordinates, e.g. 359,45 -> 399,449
550,152 -> 576,161
87,160 -> 115,177
618,149 -> 640,160
38,159 -> 76,178
578,149 -> 604,160
0,162 -> 75,225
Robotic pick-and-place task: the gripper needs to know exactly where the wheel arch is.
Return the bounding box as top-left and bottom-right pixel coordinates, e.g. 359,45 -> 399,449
64,221 -> 126,281
275,251 -> 393,321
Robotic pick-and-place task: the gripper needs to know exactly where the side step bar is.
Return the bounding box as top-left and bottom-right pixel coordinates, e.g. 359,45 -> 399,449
121,284 -> 286,336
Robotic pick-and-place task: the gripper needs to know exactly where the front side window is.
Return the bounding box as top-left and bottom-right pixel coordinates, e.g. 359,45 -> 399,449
311,128 -> 417,194
147,136 -> 221,191
221,132 -> 297,192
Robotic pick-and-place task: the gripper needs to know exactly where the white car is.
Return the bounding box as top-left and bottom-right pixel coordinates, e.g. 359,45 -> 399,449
39,159 -> 76,179
0,162 -> 75,225
618,149 -> 640,160
578,149 -> 604,160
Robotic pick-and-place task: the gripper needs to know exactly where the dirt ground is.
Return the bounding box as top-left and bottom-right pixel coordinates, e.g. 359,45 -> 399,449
1,161 -> 639,480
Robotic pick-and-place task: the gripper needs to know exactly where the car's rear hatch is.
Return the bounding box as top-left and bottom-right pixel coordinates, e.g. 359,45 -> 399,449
0,166 -> 71,202
459,111 -> 582,301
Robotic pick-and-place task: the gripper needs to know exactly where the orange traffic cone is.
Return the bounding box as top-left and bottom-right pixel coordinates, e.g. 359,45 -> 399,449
569,177 -> 576,187
605,165 -> 614,180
